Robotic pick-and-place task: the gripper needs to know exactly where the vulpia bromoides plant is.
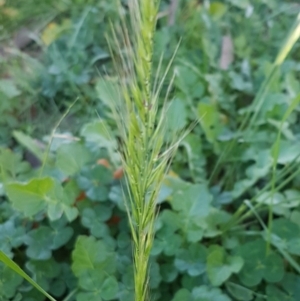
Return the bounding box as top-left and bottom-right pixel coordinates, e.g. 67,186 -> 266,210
103,0 -> 188,301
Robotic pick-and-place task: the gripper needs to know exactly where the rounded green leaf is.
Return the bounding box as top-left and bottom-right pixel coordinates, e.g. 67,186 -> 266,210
171,183 -> 212,218
72,236 -> 111,276
263,253 -> 284,283
25,227 -> 53,260
207,245 -> 243,286
77,291 -> 102,301
175,244 -> 207,276
101,276 -> 118,300
272,218 -> 300,240
226,282 -> 253,301
149,262 -> 162,289
160,263 -> 178,283
192,285 -> 231,301
171,289 -> 192,301
152,227 -> 183,256
165,98 -> 188,132
0,263 -> 23,299
5,177 -> 54,217
0,220 -> 25,257
56,142 -> 92,176
237,239 -> 284,286
81,206 -> 111,239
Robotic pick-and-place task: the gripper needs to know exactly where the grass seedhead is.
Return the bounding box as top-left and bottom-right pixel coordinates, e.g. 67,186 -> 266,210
103,1 -> 188,300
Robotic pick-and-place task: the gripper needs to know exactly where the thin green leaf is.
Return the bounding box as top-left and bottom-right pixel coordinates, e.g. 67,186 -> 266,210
0,251 -> 57,301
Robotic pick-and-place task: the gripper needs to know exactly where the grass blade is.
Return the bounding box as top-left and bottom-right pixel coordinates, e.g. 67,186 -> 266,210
210,13 -> 300,184
0,251 -> 57,301
267,92 -> 300,249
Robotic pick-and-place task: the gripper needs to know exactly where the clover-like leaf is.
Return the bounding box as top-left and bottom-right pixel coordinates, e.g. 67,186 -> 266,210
76,290 -> 119,301
149,261 -> 162,289
77,165 -> 113,201
5,177 -> 78,221
192,285 -> 231,301
272,218 -> 300,240
266,284 -> 291,301
171,289 -> 193,301
181,274 -> 203,291
81,205 -> 112,238
50,262 -> 76,298
175,65 -> 204,99
207,245 -> 243,286
232,148 -> 272,199
152,226 -> 183,256
171,183 -> 212,218
175,244 -> 207,276
73,236 -> 116,277
172,286 -> 231,301
165,98 -> 188,132
0,220 -> 25,257
226,282 -> 253,301
0,147 -> 30,181
26,258 -> 61,291
287,238 -> 300,256
56,142 -> 92,176
5,177 -> 54,217
77,262 -> 118,293
101,276 -> 119,300
51,226 -> 74,249
267,218 -> 300,256
24,225 -> 73,260
0,263 -> 23,299
170,181 -> 212,242
109,186 -> 126,211
160,263 -> 178,283
80,120 -> 117,149
159,210 -> 181,232
118,284 -> 134,301
76,291 -> 102,301
276,140 -> 300,165
72,236 -> 117,300
279,272 -> 300,296
236,239 -> 284,286
25,227 -> 54,260
203,209 -> 231,238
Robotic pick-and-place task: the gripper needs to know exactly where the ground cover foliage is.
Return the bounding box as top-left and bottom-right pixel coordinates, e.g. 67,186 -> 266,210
1,0 -> 300,301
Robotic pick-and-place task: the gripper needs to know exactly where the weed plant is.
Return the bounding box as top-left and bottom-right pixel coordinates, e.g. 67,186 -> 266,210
105,1 -> 188,300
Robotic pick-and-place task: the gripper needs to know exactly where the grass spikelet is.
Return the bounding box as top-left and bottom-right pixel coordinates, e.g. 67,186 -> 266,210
102,1 -> 188,300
